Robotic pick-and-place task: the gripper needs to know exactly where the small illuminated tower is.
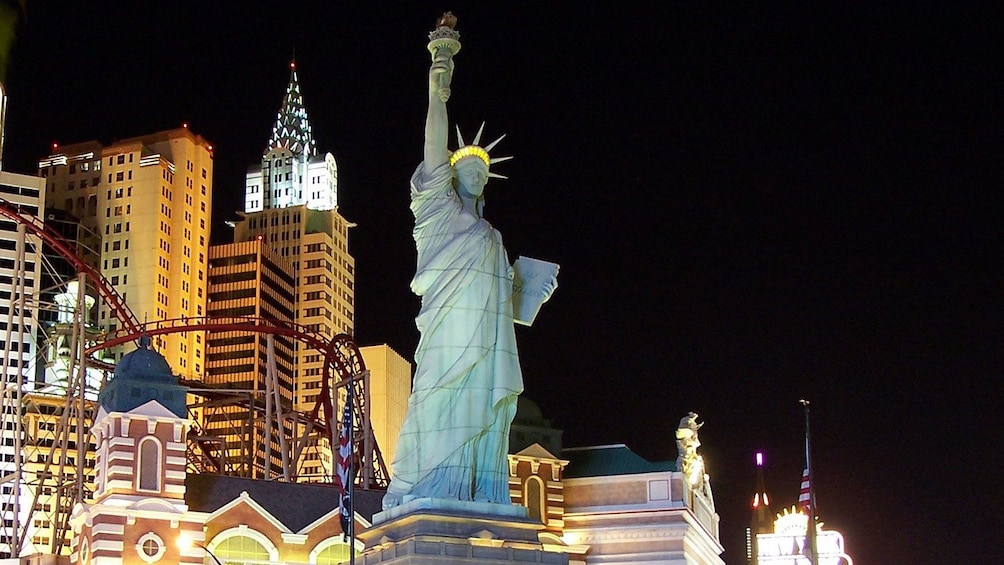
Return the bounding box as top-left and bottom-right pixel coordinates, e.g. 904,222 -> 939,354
69,337 -> 207,565
746,451 -> 773,564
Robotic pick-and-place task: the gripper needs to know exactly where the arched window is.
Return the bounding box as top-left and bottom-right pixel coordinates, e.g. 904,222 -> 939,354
524,476 -> 546,524
311,538 -> 354,565
214,536 -> 269,564
137,437 -> 162,492
79,538 -> 90,565
208,528 -> 279,565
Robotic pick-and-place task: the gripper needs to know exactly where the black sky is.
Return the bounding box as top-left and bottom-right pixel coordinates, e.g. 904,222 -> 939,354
3,3 -> 1000,563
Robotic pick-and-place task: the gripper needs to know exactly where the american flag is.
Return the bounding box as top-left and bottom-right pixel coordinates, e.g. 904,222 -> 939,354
798,467 -> 811,510
338,396 -> 352,538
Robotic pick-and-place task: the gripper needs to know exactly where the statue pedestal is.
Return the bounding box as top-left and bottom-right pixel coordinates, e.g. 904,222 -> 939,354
359,498 -> 568,564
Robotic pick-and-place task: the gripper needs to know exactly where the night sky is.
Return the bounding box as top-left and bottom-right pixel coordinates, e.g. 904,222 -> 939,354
3,4 -> 1000,563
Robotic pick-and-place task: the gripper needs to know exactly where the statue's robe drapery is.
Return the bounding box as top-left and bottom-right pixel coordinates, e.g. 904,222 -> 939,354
385,161 -> 521,504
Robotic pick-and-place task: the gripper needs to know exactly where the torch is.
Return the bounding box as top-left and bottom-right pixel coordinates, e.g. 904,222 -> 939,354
427,12 -> 461,102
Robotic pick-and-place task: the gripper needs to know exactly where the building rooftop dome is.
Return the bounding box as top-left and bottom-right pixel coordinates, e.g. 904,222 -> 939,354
99,335 -> 187,417
514,395 -> 546,426
113,335 -> 175,383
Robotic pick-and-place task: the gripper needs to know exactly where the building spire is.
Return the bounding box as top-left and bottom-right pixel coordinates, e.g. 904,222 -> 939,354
747,451 -> 773,564
267,59 -> 316,157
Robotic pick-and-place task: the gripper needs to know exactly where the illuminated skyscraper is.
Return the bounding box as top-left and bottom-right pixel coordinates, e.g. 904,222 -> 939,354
0,89 -> 47,556
0,174 -> 43,396
238,59 -> 354,370
0,80 -> 39,558
38,128 -> 215,375
203,239 -> 297,478
207,61 -> 359,481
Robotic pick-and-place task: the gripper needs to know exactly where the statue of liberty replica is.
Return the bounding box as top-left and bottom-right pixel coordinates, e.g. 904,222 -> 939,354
382,12 -> 558,511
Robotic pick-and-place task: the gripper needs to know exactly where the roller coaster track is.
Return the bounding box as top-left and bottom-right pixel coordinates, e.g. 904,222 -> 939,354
0,197 -> 140,335
88,317 -> 388,487
0,197 -> 386,557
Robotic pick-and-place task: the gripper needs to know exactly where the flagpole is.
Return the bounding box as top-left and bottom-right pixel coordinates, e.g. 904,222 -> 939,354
349,376 -> 356,565
799,399 -> 818,565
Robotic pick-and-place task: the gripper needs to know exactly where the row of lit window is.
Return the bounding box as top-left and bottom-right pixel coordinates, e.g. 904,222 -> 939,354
108,170 -> 132,183
61,196 -> 96,214
61,177 -> 100,190
65,160 -> 99,174
249,212 -> 303,228
106,204 -> 131,217
103,256 -> 128,270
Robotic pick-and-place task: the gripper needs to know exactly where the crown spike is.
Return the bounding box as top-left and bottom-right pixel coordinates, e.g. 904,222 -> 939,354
472,122 -> 486,146
487,172 -> 508,179
449,123 -> 512,176
484,133 -> 506,152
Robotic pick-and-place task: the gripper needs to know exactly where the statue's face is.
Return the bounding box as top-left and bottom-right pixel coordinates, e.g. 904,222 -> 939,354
454,157 -> 489,198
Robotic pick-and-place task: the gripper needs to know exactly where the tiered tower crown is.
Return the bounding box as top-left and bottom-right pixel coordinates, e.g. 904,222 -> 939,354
267,60 -> 316,157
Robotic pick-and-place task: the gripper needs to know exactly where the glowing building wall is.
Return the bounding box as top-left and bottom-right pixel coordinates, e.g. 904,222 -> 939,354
16,393 -> 98,555
358,344 -> 412,468
204,239 -> 297,478
37,128 -> 215,377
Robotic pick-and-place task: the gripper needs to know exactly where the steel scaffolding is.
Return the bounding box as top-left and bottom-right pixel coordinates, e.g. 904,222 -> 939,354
0,197 -> 386,557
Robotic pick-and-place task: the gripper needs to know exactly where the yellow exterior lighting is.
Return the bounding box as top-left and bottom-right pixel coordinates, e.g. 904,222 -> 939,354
449,145 -> 491,167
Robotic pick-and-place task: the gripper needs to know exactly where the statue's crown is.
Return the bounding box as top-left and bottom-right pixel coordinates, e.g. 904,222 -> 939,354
449,145 -> 491,168
449,123 -> 512,179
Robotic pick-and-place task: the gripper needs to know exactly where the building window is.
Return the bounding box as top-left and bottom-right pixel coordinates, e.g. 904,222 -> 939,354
137,436 -> 162,492
524,476 -> 546,524
79,538 -> 90,565
135,532 -> 165,563
209,530 -> 277,564
311,538 -> 355,564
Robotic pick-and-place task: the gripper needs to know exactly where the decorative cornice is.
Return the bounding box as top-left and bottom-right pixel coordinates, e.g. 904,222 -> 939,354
563,522 -> 690,543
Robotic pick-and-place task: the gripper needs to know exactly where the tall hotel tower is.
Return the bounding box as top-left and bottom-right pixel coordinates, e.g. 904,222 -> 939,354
206,62 -> 355,480
37,128 -> 215,373
0,81 -> 48,560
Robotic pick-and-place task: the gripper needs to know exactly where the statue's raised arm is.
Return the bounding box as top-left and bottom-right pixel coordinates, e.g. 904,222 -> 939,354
382,13 -> 557,512
423,12 -> 460,178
